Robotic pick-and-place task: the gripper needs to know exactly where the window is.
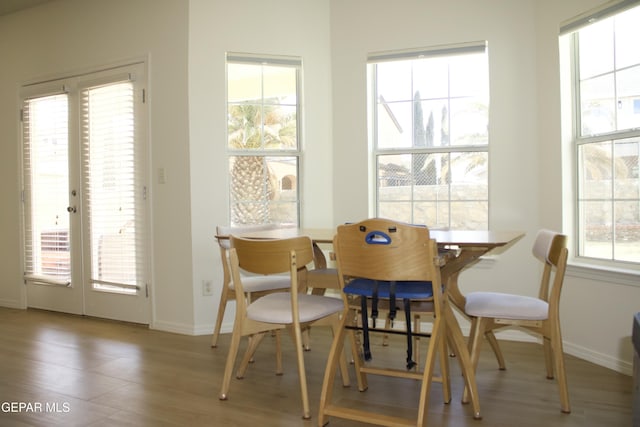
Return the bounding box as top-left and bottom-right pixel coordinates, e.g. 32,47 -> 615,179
562,1 -> 640,265
368,42 -> 489,229
226,53 -> 301,226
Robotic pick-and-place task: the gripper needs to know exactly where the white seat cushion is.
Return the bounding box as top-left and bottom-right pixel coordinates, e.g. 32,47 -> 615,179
247,293 -> 344,324
465,291 -> 548,321
231,275 -> 290,293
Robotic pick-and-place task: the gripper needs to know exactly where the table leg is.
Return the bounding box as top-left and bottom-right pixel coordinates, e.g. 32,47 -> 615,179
444,301 -> 482,419
441,247 -> 486,311
312,242 -> 327,270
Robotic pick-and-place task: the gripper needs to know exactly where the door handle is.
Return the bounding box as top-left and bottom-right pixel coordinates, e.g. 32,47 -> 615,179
67,206 -> 77,213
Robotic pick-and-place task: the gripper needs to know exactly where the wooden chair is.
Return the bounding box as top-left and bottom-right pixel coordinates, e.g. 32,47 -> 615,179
219,235 -> 349,420
211,224 -> 290,348
464,229 -> 570,413
318,218 -> 451,427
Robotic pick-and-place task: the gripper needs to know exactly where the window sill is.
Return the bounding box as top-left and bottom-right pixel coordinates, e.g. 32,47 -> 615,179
567,261 -> 640,288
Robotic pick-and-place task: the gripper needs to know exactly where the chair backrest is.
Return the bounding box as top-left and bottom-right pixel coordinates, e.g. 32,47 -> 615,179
532,229 -> 567,266
230,235 -> 314,276
334,218 -> 441,284
216,224 -> 280,285
531,229 -> 568,306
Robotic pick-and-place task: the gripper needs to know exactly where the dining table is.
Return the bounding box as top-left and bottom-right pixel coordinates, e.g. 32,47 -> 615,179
231,225 -> 525,419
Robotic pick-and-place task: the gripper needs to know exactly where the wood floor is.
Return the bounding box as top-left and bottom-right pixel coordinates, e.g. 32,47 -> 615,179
0,307 -> 632,426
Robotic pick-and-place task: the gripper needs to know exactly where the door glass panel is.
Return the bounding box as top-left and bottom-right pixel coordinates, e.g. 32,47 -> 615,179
83,82 -> 139,294
23,94 -> 71,285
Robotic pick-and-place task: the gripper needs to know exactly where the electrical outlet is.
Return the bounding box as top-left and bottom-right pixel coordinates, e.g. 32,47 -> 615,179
202,280 -> 213,296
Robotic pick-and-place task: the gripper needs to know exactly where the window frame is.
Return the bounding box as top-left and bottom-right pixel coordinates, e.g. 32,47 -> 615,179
367,42 -> 490,229
562,0 -> 640,272
225,53 -> 302,227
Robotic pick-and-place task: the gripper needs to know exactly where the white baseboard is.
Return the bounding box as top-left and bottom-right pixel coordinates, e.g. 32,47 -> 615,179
153,320 -> 232,336
193,322 -> 219,336
0,298 -> 25,309
563,340 -> 633,376
150,319 -> 202,335
465,325 -> 633,376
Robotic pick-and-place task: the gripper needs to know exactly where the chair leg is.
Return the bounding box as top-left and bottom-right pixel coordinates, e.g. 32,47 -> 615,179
550,328 -> 571,413
211,292 -> 229,348
348,308 -> 368,391
413,314 -> 421,370
382,317 -> 390,346
219,321 -> 243,400
302,326 -> 311,351
437,322 -> 452,404
275,329 -> 283,375
331,319 -> 351,388
237,332 -> 266,379
462,316 -> 487,408
485,330 -> 506,370
416,313 -> 443,427
446,313 -> 472,407
467,317 -> 505,370
235,330 -> 283,376
292,324 -> 311,419
318,310 -> 350,426
543,336 -> 554,379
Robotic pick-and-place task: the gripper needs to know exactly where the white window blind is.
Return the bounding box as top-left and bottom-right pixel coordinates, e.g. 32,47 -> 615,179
367,41 -> 487,63
22,93 -> 72,286
560,0 -> 640,35
81,79 -> 145,294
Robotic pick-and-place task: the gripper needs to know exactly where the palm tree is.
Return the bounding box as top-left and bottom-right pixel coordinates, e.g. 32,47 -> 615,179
227,102 -> 297,225
580,143 -> 630,181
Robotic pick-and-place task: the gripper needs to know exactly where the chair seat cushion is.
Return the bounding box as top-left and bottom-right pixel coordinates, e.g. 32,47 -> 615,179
465,291 -> 549,320
247,293 -> 344,324
344,278 -> 433,299
230,275 -> 290,292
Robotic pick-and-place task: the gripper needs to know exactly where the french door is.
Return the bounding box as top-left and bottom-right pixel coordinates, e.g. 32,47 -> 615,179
21,63 -> 150,324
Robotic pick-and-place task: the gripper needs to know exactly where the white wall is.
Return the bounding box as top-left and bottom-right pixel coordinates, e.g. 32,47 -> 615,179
0,0 -> 638,374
